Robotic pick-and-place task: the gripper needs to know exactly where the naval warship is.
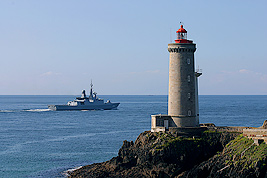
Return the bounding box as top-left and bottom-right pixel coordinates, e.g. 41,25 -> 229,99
48,82 -> 120,111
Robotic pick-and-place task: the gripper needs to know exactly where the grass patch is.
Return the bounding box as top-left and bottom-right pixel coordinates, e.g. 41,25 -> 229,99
220,135 -> 267,170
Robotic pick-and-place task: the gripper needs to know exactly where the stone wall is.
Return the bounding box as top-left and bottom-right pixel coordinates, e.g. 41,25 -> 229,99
168,43 -> 198,127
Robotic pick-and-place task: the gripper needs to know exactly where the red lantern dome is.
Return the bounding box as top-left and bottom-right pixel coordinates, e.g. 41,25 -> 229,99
176,25 -> 187,33
175,25 -> 193,44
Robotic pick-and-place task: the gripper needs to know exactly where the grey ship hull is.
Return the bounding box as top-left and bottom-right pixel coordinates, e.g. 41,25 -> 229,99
48,103 -> 120,111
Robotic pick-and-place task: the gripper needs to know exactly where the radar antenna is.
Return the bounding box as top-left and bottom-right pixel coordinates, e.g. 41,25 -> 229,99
90,80 -> 93,88
170,28 -> 172,42
89,79 -> 93,98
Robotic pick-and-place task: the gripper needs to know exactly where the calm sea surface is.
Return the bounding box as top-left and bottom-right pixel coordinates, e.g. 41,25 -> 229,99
0,95 -> 267,177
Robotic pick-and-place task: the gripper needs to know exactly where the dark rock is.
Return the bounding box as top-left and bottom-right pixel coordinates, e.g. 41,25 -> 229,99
69,130 -> 267,178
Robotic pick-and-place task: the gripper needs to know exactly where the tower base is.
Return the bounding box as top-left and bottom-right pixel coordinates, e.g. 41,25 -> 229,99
151,114 -> 199,132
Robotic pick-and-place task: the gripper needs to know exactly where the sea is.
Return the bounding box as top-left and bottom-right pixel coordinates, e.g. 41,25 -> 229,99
0,95 -> 267,178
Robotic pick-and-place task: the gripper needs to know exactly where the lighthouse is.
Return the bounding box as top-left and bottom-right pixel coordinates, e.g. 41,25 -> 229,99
151,25 -> 202,132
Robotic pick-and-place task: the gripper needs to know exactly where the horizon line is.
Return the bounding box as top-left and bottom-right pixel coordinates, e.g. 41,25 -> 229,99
0,94 -> 267,96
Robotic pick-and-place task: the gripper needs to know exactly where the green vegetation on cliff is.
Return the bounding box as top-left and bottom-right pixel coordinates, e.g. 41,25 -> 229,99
151,130 -> 225,154
184,134 -> 267,178
223,135 -> 267,170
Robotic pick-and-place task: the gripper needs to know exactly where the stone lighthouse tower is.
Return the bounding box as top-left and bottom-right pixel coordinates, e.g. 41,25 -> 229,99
151,25 -> 202,132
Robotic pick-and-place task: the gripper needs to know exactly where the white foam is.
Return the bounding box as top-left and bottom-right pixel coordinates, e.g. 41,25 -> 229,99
0,110 -> 14,112
62,166 -> 83,177
25,109 -> 51,112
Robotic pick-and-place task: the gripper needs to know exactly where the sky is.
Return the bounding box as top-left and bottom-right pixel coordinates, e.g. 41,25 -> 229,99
0,0 -> 266,95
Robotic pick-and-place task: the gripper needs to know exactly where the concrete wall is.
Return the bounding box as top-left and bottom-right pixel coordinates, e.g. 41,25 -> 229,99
243,129 -> 267,137
243,128 -> 267,144
210,126 -> 251,133
151,114 -> 199,132
151,115 -> 176,132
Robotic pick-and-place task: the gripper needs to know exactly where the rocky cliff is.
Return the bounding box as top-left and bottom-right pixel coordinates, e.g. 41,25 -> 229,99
69,130 -> 267,178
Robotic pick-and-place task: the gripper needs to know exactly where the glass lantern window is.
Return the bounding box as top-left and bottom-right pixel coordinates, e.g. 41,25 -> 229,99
177,32 -> 187,39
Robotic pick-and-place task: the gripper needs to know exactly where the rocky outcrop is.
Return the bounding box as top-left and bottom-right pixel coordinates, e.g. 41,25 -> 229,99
259,120 -> 267,129
69,130 -> 265,178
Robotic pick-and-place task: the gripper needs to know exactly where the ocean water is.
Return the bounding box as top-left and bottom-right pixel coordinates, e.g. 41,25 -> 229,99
0,95 -> 267,177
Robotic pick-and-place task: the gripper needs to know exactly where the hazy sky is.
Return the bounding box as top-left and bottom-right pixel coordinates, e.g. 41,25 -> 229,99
0,0 -> 266,95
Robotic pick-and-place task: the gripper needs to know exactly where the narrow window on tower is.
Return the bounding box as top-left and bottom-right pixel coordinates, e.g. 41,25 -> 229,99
188,93 -> 191,99
188,110 -> 191,116
187,58 -> 190,64
187,75 -> 191,82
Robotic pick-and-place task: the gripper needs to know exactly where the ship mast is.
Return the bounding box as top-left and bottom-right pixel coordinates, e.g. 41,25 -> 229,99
90,80 -> 93,99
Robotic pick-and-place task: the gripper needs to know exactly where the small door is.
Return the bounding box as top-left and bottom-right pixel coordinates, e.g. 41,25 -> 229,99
164,120 -> 169,129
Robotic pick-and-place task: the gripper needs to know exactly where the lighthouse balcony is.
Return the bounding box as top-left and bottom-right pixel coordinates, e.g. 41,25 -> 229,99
174,39 -> 193,43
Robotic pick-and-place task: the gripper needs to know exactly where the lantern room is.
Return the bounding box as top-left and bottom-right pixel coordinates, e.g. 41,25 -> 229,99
175,25 -> 193,44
